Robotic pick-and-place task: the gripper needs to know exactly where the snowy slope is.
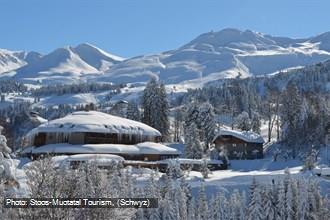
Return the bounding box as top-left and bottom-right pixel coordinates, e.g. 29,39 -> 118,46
10,44 -> 124,84
73,43 -> 124,71
36,93 -> 98,107
0,49 -> 27,74
0,49 -> 42,75
3,28 -> 330,86
98,28 -> 330,86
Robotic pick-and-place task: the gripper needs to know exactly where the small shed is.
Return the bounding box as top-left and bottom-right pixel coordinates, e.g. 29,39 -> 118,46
213,129 -> 264,159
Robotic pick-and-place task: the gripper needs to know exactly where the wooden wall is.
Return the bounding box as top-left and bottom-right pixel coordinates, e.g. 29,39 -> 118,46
214,135 -> 263,159
33,132 -> 161,146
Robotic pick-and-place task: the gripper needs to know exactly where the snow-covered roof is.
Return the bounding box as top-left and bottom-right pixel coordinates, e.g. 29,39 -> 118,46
27,111 -> 161,137
54,154 -> 124,168
21,142 -> 180,156
213,129 -> 264,144
158,158 -> 224,165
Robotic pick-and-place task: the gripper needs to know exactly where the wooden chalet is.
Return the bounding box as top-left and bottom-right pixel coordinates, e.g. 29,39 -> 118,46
213,129 -> 264,159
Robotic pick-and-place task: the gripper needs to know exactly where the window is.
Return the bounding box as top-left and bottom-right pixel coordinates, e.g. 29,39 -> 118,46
232,143 -> 237,147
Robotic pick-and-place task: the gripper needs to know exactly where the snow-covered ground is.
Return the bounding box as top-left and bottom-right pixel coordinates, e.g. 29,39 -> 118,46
11,150 -> 330,198
0,92 -> 34,109
35,93 -> 98,107
188,158 -> 330,197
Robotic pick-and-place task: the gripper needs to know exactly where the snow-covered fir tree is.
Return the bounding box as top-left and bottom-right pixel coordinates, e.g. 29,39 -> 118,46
0,126 -> 11,158
280,82 -> 304,158
235,111 -> 251,131
184,101 -> 216,153
157,83 -> 170,140
303,146 -> 318,171
184,122 -> 203,159
200,158 -> 211,179
0,127 -> 18,198
196,102 -> 216,149
1,159 -> 329,220
247,178 -> 264,220
142,77 -> 170,141
197,184 -> 209,220
229,189 -> 246,220
126,101 -> 141,121
276,181 -> 287,220
166,159 -> 184,179
251,111 -> 261,134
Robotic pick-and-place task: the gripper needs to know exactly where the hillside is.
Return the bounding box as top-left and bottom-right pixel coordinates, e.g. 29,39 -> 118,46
1,28 -> 330,86
99,28 -> 330,85
0,49 -> 41,75
4,44 -> 124,84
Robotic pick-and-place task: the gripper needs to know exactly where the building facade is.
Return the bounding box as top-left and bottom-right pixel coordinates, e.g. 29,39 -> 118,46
22,111 -> 180,161
213,129 -> 264,159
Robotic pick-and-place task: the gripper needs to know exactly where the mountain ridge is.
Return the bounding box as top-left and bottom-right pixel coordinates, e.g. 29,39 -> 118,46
2,28 -> 330,85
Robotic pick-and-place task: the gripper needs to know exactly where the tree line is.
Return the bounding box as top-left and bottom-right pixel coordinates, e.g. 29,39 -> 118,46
1,157 -> 329,220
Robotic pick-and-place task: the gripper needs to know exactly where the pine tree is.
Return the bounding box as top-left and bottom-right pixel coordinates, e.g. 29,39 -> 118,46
142,77 -> 158,127
262,185 -> 276,220
0,126 -> 11,158
197,102 -> 216,149
290,179 -> 299,220
184,122 -> 203,159
218,192 -> 230,220
200,158 -> 210,179
303,147 -> 318,171
175,185 -> 188,220
126,101 -> 140,121
276,182 -> 286,220
286,181 -> 294,220
297,181 -> 308,220
157,83 -> 170,141
142,78 -> 170,141
166,159 -> 183,179
280,82 -> 303,158
184,101 -> 216,152
187,198 -> 196,220
251,111 -> 261,134
230,189 -> 246,220
134,208 -> 146,220
247,178 -> 264,220
0,127 -> 17,193
209,195 -> 221,220
197,184 -> 209,220
235,111 -> 252,131
161,181 -> 177,220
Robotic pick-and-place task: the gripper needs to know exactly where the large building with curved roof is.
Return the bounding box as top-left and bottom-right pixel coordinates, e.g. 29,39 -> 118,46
23,111 -> 180,161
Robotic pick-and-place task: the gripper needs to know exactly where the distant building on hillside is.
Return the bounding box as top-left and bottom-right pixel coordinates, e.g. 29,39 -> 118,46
213,129 -> 264,159
21,111 -> 180,161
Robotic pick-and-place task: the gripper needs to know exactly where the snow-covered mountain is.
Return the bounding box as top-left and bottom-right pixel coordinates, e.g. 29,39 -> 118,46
0,49 -> 42,75
4,44 -> 124,84
73,43 -> 124,71
99,28 -> 330,86
2,28 -> 330,85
